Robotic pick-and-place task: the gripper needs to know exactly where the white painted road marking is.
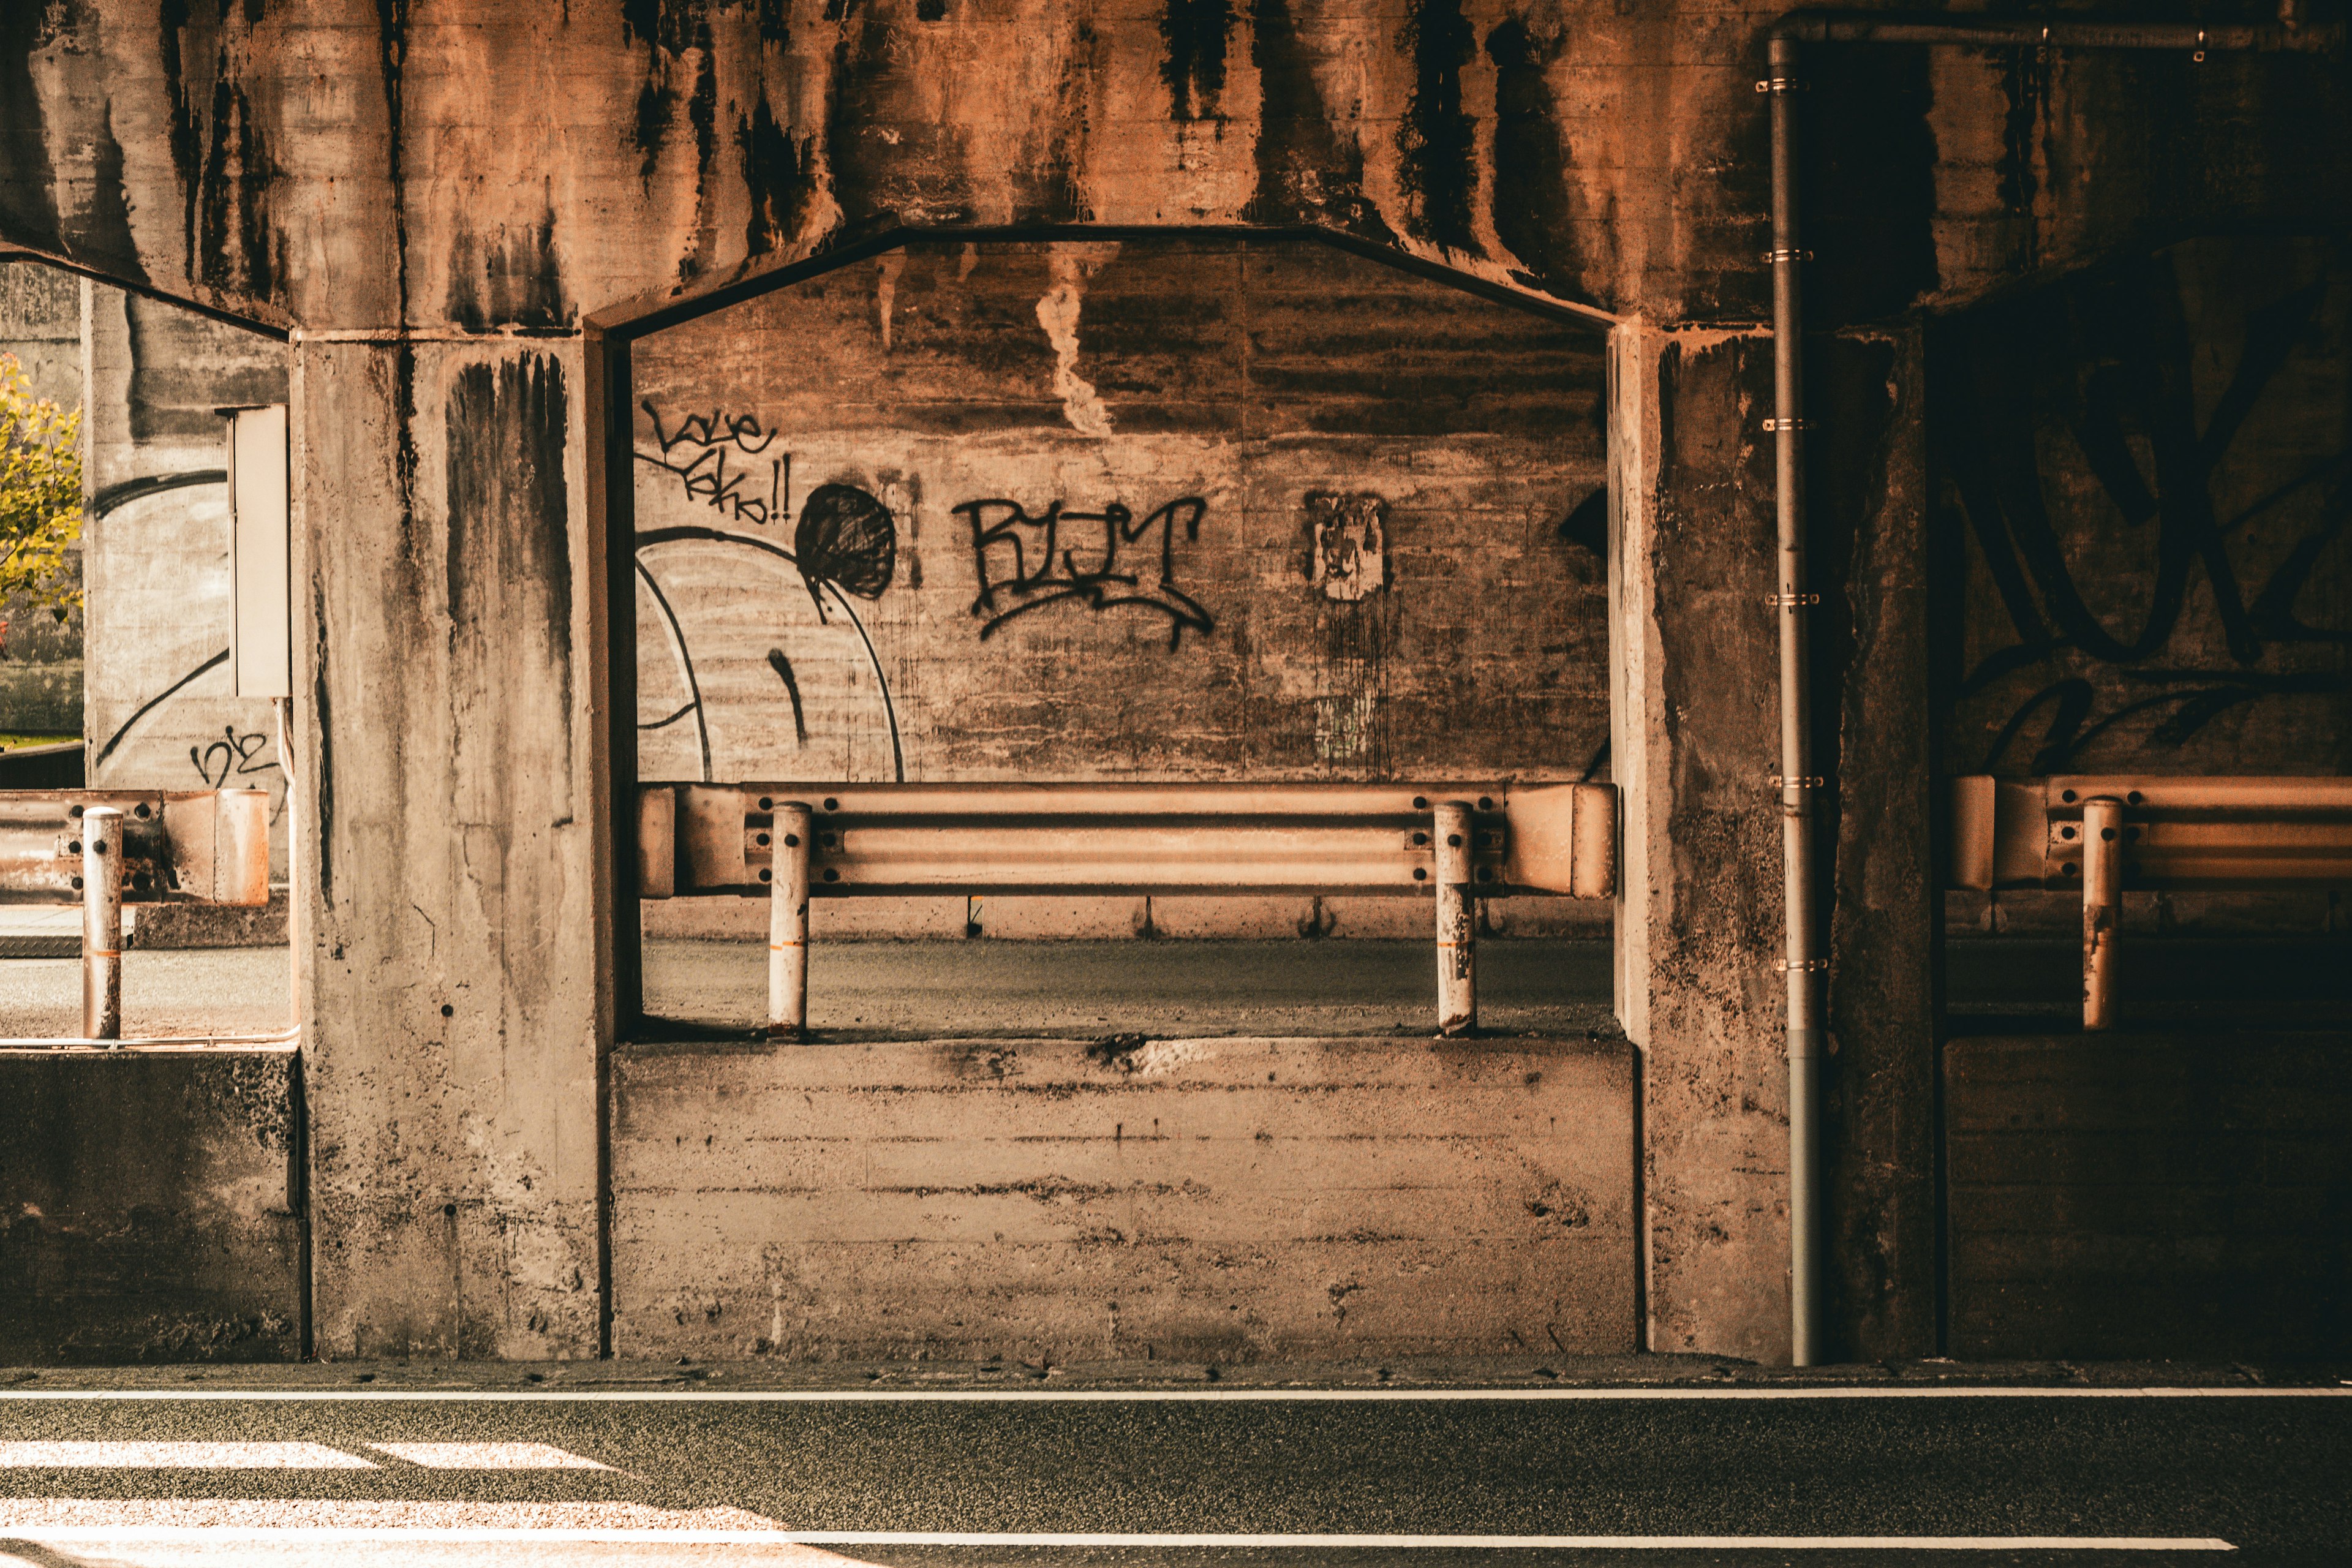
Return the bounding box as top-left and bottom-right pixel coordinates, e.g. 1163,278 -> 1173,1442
0,1525 -> 2239,1550
369,1442 -> 611,1469
0,1442 -> 376,1468
0,1502 -> 782,1529
0,1385 -> 2340,1402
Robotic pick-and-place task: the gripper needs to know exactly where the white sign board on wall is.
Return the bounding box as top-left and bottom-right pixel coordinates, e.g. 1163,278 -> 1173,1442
225,403 -> 289,699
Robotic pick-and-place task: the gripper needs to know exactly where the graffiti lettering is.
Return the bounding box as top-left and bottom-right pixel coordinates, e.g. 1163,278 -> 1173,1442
637,401 -> 790,527
1943,247 -> 2350,772
192,723 -> 277,788
958,495 -> 1212,650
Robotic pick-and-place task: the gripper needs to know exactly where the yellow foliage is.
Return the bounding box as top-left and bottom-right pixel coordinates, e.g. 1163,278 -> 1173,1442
0,351 -> 85,621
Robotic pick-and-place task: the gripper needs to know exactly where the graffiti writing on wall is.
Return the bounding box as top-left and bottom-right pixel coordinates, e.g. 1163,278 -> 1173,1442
192,724 -> 279,788
1941,242 -> 2350,772
636,504 -> 904,783
638,402 -> 791,527
958,495 -> 1213,649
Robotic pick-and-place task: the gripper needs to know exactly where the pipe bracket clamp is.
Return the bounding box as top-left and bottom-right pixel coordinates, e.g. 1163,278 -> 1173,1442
1763,593 -> 1821,608
1755,76 -> 1804,92
1762,248 -> 1813,264
1763,418 -> 1811,432
1770,775 -> 1825,789
1775,959 -> 1829,973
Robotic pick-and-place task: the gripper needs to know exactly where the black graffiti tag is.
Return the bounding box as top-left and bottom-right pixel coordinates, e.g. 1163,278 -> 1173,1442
1943,249 -> 2351,772
958,495 -> 1213,650
637,402 -> 790,527
192,724 -> 277,787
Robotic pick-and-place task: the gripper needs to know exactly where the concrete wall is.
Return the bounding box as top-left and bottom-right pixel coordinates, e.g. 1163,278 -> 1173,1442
631,234 -> 1609,943
0,1047 -> 303,1363
4,3 -> 2339,333
0,264 -> 295,862
294,338 -> 604,1359
81,287 -> 293,873
1933,235 -> 2352,783
633,237 -> 1608,786
1947,1031 -> 2352,1362
614,1033 -> 1635,1361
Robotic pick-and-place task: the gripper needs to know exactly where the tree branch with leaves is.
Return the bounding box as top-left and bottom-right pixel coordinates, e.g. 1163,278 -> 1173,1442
0,351 -> 85,623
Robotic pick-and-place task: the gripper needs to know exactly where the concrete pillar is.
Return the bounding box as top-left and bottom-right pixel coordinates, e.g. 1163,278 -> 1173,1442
1812,325 -> 1936,1361
1610,323 -> 1793,1362
1609,321 -> 1936,1363
291,336 -> 605,1359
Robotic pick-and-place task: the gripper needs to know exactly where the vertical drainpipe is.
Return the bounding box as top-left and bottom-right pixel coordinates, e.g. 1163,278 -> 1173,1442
1764,31 -> 1828,1367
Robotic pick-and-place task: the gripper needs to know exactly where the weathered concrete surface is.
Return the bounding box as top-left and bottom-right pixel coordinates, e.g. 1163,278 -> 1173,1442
1931,236 -> 2352,780
613,1033 -> 1635,1360
2,4 -> 2343,333
0,259 -> 80,402
0,265 -> 294,845
80,284 -> 293,869
631,238 -> 1608,793
1610,325 -> 1936,1362
1814,328 -> 1935,1361
0,1046 -> 301,1363
1946,1031 -> 2352,1362
1610,325 -> 1788,1362
293,339 -> 604,1359
134,889 -> 293,949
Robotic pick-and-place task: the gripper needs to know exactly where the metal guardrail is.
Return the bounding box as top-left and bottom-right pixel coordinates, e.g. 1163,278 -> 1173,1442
1948,775 -> 2352,1028
0,788 -> 273,1041
639,781 -> 1618,1038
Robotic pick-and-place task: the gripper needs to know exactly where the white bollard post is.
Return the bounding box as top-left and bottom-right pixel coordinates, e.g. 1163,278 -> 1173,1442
767,802 -> 814,1038
81,805 -> 124,1042
1434,801 -> 1476,1036
2081,796 -> 2124,1031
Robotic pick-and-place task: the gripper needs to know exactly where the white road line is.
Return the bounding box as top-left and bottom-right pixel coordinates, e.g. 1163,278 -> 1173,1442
0,1527 -> 2238,1550
0,1442 -> 375,1468
0,1502 -> 780,1529
369,1442 -> 610,1469
0,1385 -> 2340,1402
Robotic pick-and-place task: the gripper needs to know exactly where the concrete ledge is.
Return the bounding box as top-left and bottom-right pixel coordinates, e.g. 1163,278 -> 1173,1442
134,889 -> 290,949
613,1035 -> 1638,1363
0,1046 -> 303,1363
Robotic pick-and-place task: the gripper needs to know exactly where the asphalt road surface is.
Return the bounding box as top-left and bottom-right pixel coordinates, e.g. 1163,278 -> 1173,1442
0,1383 -> 2345,1565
